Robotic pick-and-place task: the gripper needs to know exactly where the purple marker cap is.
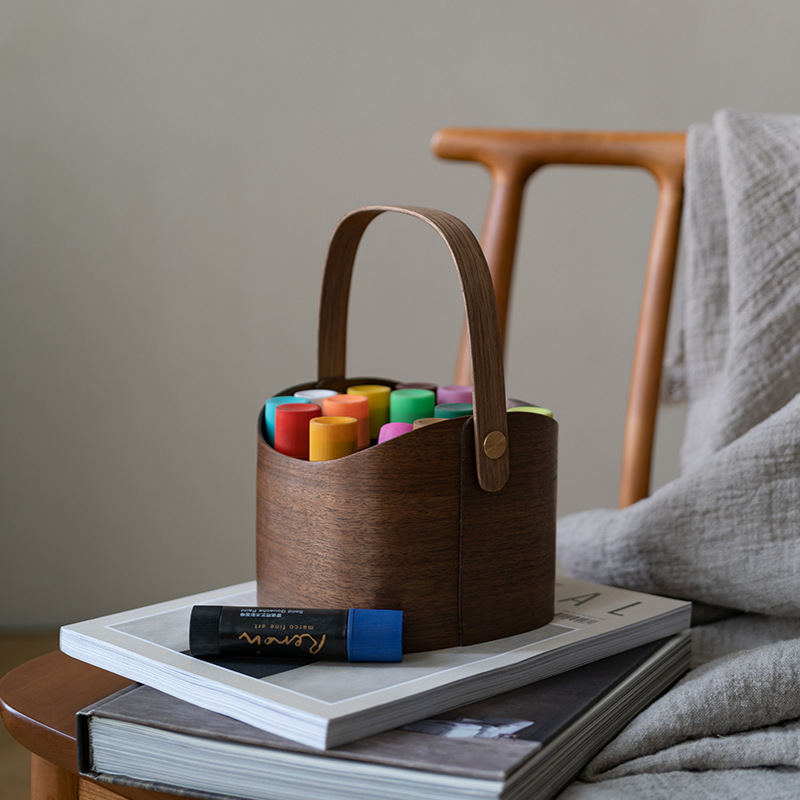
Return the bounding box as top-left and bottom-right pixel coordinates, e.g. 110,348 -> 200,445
437,385 -> 473,405
378,421 -> 413,443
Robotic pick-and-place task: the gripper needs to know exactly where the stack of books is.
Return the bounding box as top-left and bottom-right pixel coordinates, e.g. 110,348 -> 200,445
62,576 -> 691,800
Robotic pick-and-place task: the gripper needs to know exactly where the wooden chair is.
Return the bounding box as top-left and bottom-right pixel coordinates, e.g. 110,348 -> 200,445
432,129 -> 686,508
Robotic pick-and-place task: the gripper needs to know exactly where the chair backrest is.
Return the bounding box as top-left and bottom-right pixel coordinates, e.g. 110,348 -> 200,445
431,128 -> 686,507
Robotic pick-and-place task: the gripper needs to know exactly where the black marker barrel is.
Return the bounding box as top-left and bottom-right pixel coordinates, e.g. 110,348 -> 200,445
189,605 -> 403,662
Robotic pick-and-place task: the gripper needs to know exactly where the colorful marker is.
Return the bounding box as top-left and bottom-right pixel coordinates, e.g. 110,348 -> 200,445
347,384 -> 391,440
265,395 -> 313,447
437,385 -> 473,405
294,388 -> 338,407
323,394 -> 370,450
434,402 -> 473,419
377,421 -> 413,443
390,388 -> 435,424
308,416 -> 359,461
190,605 -> 403,662
274,403 -> 322,459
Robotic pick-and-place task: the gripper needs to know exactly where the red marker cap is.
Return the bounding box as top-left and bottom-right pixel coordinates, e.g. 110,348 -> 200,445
274,403 -> 322,460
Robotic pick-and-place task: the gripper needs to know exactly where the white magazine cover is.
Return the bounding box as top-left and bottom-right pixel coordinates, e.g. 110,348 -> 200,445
60,576 -> 691,748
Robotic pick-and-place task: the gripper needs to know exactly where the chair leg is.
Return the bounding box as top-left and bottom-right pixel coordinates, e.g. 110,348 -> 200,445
31,754 -> 78,800
453,176 -> 527,386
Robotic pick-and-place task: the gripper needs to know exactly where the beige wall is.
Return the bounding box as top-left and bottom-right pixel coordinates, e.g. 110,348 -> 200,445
2,1 -> 798,627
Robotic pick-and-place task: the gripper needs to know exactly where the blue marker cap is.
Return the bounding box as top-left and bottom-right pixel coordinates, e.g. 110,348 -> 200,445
264,395 -> 312,446
347,608 -> 404,662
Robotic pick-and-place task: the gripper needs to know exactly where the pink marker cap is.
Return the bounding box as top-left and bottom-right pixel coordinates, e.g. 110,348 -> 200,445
377,422 -> 413,443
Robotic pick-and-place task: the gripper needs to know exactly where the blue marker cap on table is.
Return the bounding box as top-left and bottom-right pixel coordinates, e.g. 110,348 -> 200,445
264,395 -> 312,446
347,608 -> 404,662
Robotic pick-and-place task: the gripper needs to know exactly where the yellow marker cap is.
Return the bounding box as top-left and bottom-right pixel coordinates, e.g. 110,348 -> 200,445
309,416 -> 359,461
347,384 -> 391,440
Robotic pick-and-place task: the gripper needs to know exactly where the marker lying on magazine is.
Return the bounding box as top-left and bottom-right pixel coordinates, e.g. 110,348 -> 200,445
189,605 -> 404,662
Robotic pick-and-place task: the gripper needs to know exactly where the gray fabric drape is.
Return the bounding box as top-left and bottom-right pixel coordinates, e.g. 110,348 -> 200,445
557,110 -> 800,797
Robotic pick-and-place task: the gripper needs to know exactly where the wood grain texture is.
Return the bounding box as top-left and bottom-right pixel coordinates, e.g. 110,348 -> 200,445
258,405 -> 463,651
432,129 -> 685,506
1,652 -> 128,773
459,412 -> 557,644
31,755 -> 78,800
257,400 -> 558,652
257,205 -> 557,652
1,652 -> 177,800
257,406 -> 557,651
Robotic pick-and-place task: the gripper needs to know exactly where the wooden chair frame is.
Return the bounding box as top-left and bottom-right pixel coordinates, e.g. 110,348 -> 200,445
432,128 -> 686,507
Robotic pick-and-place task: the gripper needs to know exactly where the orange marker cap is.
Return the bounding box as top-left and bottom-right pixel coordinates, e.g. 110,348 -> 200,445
323,394 -> 370,449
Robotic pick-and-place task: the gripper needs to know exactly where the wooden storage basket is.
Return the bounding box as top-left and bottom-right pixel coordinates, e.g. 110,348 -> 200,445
256,205 -> 556,653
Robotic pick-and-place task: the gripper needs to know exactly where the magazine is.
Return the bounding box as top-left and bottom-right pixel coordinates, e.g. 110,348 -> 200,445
78,633 -> 690,800
61,575 -> 691,748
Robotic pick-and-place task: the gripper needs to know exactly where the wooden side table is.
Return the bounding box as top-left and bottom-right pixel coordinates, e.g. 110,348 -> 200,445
0,651 -> 181,800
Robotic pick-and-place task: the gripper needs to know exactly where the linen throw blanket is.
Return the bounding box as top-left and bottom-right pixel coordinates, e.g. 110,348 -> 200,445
557,110 -> 800,799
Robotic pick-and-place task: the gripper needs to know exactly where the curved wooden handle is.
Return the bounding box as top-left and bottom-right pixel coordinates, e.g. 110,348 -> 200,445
317,205 -> 509,492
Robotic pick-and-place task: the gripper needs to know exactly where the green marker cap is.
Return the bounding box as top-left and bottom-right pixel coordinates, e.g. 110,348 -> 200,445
390,388 -> 435,424
434,402 -> 473,419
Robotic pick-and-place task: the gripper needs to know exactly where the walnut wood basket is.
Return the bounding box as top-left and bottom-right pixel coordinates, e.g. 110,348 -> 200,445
256,205 -> 556,653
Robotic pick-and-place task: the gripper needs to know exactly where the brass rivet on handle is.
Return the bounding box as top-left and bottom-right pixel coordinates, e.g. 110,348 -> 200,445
483,431 -> 507,459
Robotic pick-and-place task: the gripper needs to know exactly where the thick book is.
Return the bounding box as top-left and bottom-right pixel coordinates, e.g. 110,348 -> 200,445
78,632 -> 691,800
61,576 -> 691,749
